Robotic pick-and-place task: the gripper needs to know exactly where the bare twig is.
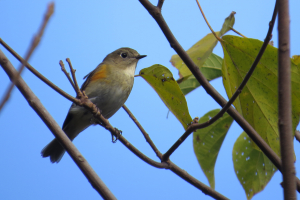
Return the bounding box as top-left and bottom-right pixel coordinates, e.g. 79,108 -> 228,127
230,27 -> 247,38
195,0 -> 221,41
122,105 -> 163,158
66,58 -> 81,97
168,162 -> 229,200
278,0 -> 297,198
0,49 -> 117,200
0,38 -> 78,103
122,106 -> 228,199
59,60 -> 76,90
118,134 -> 167,168
157,0 -> 164,10
162,0 -> 278,161
0,3 -> 54,112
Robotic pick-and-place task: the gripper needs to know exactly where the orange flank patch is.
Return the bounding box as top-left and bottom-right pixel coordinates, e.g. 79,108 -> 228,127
91,64 -> 107,81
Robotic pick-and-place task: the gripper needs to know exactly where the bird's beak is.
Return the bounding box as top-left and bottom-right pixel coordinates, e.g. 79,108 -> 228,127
136,55 -> 147,60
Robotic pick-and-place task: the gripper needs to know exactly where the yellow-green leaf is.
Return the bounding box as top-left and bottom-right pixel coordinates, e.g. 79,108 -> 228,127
170,12 -> 235,78
178,53 -> 223,95
221,35 -> 300,155
292,55 -> 300,65
219,11 -> 236,36
193,109 -> 234,189
139,64 -> 192,129
233,132 -> 277,200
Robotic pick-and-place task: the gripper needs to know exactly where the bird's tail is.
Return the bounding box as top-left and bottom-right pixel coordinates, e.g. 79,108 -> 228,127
41,112 -> 90,163
41,139 -> 66,163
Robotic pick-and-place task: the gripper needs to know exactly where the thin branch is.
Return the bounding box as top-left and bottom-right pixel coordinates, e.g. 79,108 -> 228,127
157,0 -> 164,10
195,0 -> 221,41
168,162 -> 229,200
118,135 -> 167,169
278,0 -> 297,198
295,130 -> 300,143
59,60 -> 76,91
122,105 -> 163,159
230,27 -> 247,38
139,0 -> 300,192
0,3 -> 54,112
0,38 -> 77,103
0,49 -> 117,200
122,106 -> 228,199
66,58 -> 81,97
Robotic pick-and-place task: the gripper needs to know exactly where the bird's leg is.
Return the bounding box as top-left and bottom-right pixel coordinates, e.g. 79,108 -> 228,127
111,128 -> 122,143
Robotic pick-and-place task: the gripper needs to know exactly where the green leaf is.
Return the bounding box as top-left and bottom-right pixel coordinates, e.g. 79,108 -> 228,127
292,55 -> 300,65
221,35 -> 300,155
170,12 -> 235,78
139,64 -> 192,129
178,53 -> 223,95
219,11 -> 236,36
292,55 -> 300,74
193,109 -> 234,189
233,132 -> 277,200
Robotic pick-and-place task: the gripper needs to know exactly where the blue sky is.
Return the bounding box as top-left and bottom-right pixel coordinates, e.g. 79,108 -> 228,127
1,0 -> 300,199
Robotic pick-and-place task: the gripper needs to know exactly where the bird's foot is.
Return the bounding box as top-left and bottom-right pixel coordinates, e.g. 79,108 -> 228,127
111,128 -> 122,143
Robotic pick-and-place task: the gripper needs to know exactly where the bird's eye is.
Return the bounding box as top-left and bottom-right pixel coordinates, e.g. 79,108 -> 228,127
120,53 -> 127,58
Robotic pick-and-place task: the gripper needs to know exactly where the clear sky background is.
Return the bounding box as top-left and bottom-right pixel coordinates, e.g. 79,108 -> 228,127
1,0 -> 300,200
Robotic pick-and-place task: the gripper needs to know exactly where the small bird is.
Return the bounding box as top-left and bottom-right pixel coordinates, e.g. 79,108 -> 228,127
41,47 -> 146,163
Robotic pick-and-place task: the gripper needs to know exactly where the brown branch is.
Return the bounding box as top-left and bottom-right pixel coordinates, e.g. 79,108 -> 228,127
66,58 -> 81,97
168,162 -> 229,200
0,3 -> 54,112
278,0 -> 297,198
295,130 -> 300,143
0,38 -> 77,103
0,49 -> 117,200
162,0 -> 278,161
118,135 -> 167,169
230,27 -> 247,38
59,60 -> 76,91
122,106 -> 228,199
122,105 -> 163,158
157,0 -> 164,10
139,0 -> 300,192
195,0 -> 221,41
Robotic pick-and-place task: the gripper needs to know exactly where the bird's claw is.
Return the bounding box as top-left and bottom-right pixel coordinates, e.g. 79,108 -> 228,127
111,128 -> 122,143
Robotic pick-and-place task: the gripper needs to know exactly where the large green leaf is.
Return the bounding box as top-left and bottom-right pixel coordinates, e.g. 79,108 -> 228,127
178,53 -> 223,95
139,65 -> 192,129
233,132 -> 277,200
193,109 -> 234,189
170,12 -> 235,78
221,35 -> 300,155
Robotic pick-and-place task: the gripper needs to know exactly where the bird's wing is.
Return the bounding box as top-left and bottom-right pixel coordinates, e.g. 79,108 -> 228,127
81,62 -> 107,91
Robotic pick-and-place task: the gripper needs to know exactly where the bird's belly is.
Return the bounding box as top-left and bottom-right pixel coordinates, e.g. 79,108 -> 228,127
92,84 -> 132,119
